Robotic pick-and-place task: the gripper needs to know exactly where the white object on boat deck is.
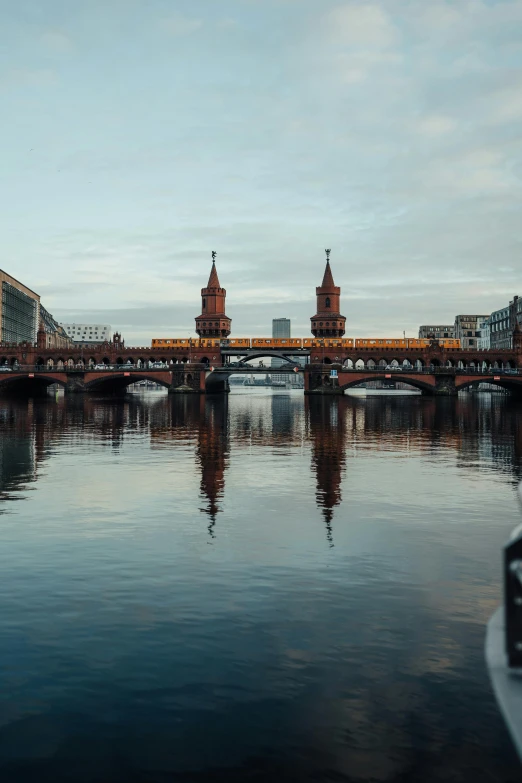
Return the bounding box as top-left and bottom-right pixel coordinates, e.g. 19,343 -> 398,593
486,607 -> 522,760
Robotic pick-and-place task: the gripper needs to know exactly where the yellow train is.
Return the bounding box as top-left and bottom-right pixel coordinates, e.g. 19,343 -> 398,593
354,338 -> 460,349
151,337 -> 461,350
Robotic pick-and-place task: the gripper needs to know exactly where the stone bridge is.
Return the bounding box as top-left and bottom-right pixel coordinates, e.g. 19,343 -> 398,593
305,368 -> 522,396
1,364 -> 522,398
0,367 -> 208,395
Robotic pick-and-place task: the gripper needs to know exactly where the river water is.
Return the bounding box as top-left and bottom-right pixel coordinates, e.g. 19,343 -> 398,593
1,388 -> 521,782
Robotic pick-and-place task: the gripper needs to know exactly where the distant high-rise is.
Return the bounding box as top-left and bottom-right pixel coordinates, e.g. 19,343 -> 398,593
271,318 -> 305,383
272,318 -> 291,338
272,319 -> 290,370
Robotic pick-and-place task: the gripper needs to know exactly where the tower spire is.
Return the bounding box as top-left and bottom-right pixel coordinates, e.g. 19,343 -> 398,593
321,249 -> 335,287
207,251 -> 221,288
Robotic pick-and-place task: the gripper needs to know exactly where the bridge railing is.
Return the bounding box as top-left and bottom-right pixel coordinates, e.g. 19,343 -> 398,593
1,364 -> 521,375
315,366 -> 522,375
1,364 -> 194,372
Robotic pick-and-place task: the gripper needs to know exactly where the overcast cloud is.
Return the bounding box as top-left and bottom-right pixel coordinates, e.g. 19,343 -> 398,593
1,0 -> 521,343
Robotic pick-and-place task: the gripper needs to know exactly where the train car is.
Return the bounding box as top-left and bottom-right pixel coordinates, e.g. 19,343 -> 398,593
221,338 -> 251,349
407,338 -> 461,349
251,338 -> 303,349
151,338 -> 193,348
197,338 -> 221,349
355,338 -> 408,349
341,338 -> 354,348
316,339 -> 344,348
302,338 -> 349,349
441,338 -> 460,348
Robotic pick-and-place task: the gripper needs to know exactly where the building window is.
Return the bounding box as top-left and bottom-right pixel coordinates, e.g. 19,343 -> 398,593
203,298 -> 206,310
325,297 -> 331,308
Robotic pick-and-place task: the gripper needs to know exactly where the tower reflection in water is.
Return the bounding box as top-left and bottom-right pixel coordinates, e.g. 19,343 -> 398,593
306,398 -> 346,545
195,397 -> 229,538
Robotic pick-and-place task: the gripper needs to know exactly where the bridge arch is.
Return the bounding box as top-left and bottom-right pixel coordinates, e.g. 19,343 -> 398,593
236,352 -> 301,366
339,373 -> 435,394
455,375 -> 522,394
0,372 -> 67,393
84,372 -> 172,393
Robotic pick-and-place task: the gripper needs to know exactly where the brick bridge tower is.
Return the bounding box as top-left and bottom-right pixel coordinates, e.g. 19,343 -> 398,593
196,252 -> 232,338
311,249 -> 346,337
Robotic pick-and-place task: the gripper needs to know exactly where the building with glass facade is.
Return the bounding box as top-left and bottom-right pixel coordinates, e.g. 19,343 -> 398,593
0,270 -> 40,344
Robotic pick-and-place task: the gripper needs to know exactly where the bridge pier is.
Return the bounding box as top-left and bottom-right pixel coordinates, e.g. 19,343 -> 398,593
304,368 -> 344,395
65,373 -> 86,394
431,374 -> 457,396
168,367 -> 208,394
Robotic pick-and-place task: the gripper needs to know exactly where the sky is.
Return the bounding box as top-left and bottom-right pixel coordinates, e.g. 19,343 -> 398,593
1,0 -> 522,344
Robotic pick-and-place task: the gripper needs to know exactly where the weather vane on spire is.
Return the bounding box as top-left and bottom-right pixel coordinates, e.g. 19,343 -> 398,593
212,251 -> 216,263
325,249 -> 331,262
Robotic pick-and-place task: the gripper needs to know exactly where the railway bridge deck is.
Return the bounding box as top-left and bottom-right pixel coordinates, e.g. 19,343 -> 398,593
0,364 -> 521,398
